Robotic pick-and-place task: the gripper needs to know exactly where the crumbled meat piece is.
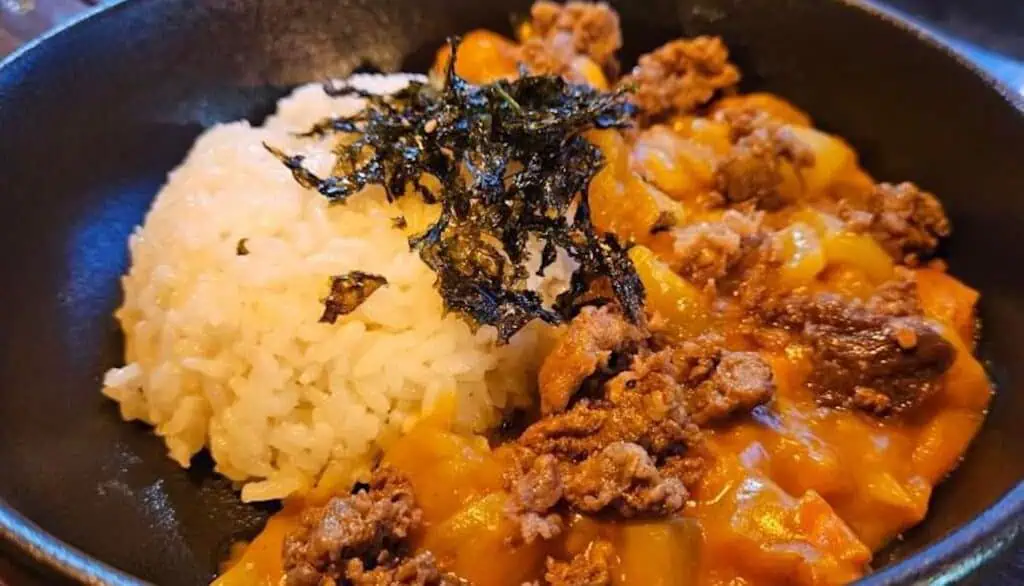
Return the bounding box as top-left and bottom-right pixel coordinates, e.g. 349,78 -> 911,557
525,370 -> 700,461
538,305 -> 645,414
714,112 -> 815,210
660,454 -> 708,488
527,1 -> 622,73
866,267 -> 922,317
776,293 -> 955,414
544,541 -> 616,586
561,441 -> 687,516
519,38 -> 576,80
512,454 -> 564,512
668,210 -> 764,286
507,454 -> 566,543
728,238 -> 785,312
687,351 -> 776,425
508,320 -> 773,541
345,552 -> 454,586
625,37 -> 740,121
840,182 -> 951,265
283,468 -> 428,586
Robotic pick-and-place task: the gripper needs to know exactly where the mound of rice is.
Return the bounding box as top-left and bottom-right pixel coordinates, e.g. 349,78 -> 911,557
102,75 -> 569,502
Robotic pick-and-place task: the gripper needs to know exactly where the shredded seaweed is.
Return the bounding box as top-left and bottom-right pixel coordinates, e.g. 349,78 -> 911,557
320,271 -> 389,324
269,37 -> 644,340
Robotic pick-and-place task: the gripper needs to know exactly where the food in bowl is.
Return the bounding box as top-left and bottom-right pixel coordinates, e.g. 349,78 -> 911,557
100,2 -> 992,584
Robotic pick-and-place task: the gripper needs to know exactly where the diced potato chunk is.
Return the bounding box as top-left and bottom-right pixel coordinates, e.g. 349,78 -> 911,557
615,519 -> 701,586
786,126 -> 857,195
776,222 -> 826,289
385,425 -> 504,522
422,492 -> 546,585
632,125 -> 717,202
822,231 -> 894,284
628,245 -> 710,338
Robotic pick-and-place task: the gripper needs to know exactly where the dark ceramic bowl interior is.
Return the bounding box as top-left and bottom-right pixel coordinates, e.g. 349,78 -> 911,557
1,0 -> 1023,584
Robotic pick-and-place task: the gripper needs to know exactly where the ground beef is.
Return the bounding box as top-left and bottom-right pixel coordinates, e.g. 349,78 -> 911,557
776,293 -> 955,414
518,38 -> 576,80
507,319 -> 773,542
561,441 -> 688,516
345,552 -> 452,586
668,210 -> 764,286
527,1 -> 622,74
507,453 -> 566,543
687,351 -> 776,425
840,182 -> 951,265
625,37 -> 740,121
866,267 -> 923,317
714,111 -> 815,210
538,305 -> 645,415
282,468 -> 445,586
544,541 -> 616,586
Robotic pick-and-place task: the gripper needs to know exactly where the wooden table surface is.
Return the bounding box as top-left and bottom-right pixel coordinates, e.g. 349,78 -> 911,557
1,1 -> 1022,585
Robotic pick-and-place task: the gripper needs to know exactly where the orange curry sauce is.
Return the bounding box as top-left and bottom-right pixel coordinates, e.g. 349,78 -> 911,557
216,28 -> 992,586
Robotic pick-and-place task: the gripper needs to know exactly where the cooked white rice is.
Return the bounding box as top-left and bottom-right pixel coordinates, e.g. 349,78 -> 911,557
102,75 -> 569,502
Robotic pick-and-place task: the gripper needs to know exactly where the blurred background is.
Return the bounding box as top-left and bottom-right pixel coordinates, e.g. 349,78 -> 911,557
2,0 -> 1023,95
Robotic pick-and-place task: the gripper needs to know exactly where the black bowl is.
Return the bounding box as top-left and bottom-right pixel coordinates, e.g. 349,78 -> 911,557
1,0 -> 1022,584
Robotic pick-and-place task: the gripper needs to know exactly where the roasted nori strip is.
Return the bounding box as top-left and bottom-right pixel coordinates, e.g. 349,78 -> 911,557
320,271 -> 388,324
269,37 -> 644,340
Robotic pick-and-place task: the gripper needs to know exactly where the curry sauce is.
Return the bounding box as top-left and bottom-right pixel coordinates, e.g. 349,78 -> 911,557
215,2 -> 992,584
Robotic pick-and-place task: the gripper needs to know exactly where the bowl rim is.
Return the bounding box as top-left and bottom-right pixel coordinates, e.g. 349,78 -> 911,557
0,0 -> 1022,583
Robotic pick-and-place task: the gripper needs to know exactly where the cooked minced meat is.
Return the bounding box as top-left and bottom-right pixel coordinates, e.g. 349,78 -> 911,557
688,350 -> 777,425
508,316 -> 775,542
544,541 -> 616,586
538,305 -> 645,415
714,110 -> 815,210
345,552 -> 451,586
776,293 -> 955,414
625,37 -> 740,121
668,210 -> 764,286
527,1 -> 622,73
840,181 -> 951,265
561,441 -> 688,515
282,468 -> 449,586
507,454 -> 566,543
